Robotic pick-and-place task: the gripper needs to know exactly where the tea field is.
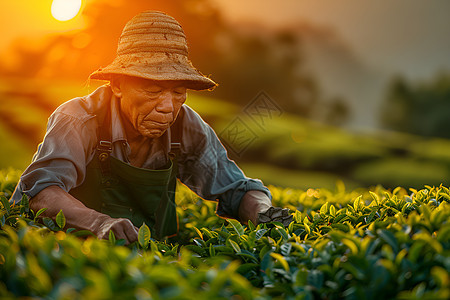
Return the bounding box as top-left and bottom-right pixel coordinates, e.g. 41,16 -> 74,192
0,169 -> 449,299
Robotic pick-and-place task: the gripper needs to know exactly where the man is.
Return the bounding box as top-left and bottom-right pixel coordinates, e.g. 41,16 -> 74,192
11,11 -> 290,243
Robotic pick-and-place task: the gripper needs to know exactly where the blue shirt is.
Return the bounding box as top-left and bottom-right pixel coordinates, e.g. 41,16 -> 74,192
11,85 -> 271,219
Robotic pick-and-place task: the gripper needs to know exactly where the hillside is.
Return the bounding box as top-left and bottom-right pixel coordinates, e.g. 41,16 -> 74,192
1,77 -> 449,190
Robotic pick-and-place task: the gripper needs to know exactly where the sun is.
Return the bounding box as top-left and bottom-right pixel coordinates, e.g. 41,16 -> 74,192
51,0 -> 82,22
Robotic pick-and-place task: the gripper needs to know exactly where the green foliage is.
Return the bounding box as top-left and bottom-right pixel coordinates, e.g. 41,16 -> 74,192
0,170 -> 449,299
381,73 -> 450,139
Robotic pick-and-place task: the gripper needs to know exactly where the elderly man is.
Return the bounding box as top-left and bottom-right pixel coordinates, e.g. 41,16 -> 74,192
11,11 -> 290,243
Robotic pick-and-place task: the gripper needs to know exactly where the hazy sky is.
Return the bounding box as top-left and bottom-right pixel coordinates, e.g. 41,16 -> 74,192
2,0 -> 450,80
213,0 -> 450,80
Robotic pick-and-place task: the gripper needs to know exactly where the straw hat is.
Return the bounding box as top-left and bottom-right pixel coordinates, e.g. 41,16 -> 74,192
89,11 -> 217,90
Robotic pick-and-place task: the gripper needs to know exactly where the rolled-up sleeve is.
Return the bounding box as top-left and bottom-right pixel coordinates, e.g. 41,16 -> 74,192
11,111 -> 96,204
177,106 -> 271,219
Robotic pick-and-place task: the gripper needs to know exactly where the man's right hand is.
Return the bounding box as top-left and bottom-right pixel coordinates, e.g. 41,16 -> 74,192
95,215 -> 139,243
30,185 -> 138,244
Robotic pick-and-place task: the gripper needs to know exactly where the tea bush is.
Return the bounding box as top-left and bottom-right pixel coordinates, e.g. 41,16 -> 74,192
0,170 -> 449,299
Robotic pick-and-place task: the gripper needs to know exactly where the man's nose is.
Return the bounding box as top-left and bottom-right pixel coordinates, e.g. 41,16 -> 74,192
156,91 -> 174,113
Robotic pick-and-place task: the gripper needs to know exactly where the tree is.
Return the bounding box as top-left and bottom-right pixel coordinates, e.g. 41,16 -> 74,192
381,73 -> 450,138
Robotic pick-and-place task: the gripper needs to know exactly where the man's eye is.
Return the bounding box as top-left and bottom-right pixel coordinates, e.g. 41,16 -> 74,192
174,89 -> 186,95
148,90 -> 161,95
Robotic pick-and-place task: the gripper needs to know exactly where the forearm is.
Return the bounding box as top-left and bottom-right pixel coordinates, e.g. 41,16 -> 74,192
30,185 -> 139,243
30,185 -> 108,232
238,190 -> 272,225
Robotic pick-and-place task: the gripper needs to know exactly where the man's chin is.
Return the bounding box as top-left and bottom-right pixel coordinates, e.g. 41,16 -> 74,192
139,128 -> 167,139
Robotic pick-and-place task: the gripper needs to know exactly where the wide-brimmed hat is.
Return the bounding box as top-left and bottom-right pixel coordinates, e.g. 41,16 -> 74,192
89,11 -> 217,91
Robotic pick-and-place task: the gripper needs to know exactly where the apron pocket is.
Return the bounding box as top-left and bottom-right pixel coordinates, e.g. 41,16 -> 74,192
101,203 -> 134,220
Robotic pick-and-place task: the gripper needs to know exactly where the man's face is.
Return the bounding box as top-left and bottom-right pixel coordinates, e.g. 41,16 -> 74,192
112,76 -> 187,139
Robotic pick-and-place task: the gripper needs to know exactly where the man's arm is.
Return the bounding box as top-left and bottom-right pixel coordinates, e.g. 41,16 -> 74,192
238,190 -> 272,225
176,105 -> 275,222
30,185 -> 138,243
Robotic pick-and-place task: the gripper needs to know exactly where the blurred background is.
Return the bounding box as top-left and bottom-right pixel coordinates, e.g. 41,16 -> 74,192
1,0 -> 450,190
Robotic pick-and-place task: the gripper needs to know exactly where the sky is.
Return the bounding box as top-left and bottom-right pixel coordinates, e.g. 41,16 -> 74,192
212,0 -> 450,80
0,0 -> 86,48
2,0 -> 450,81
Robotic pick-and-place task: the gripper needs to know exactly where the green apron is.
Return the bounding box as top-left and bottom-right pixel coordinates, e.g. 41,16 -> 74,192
69,106 -> 183,239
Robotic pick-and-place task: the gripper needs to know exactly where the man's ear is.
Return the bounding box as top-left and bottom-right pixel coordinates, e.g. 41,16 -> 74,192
110,77 -> 122,98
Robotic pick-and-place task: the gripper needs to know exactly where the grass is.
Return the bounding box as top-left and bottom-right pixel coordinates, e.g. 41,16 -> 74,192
239,162 -> 359,190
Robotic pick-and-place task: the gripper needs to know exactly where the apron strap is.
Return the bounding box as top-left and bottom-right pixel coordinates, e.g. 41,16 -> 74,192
96,103 -> 184,177
96,99 -> 113,178
169,108 -> 185,160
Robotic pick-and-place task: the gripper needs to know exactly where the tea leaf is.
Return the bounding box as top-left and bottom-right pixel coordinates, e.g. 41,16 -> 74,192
228,239 -> 241,253
320,202 -> 328,215
330,205 -> 336,217
304,223 -> 311,235
56,210 -> 66,229
0,196 -> 10,214
247,219 -> 256,231
42,217 -> 58,231
255,228 -> 268,240
109,230 -> 116,245
20,194 -> 29,213
35,208 -> 47,219
138,222 -> 151,249
270,253 -> 289,272
228,219 -> 245,237
193,226 -> 203,240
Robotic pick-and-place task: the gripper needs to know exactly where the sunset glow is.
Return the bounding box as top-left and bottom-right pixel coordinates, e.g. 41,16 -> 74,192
51,0 -> 82,21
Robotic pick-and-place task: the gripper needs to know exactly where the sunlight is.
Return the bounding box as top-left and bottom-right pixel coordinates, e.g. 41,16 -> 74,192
51,0 -> 82,21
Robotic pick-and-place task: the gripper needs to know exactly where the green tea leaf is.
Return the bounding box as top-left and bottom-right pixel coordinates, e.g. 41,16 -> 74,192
275,226 -> 289,241
138,222 -> 151,249
353,195 -> 362,211
270,253 -> 289,272
35,208 -> 47,219
56,210 -> 66,229
109,230 -> 116,245
20,194 -> 29,213
193,226 -> 203,240
294,210 -> 302,223
0,196 -> 10,214
378,229 -> 399,253
280,243 -> 292,256
255,228 -> 268,240
341,238 -> 359,254
228,239 -> 241,253
247,219 -> 256,231
329,205 -> 336,217
42,217 -> 58,231
209,243 -> 215,256
304,223 -> 311,235
369,191 -> 380,205
228,219 -> 245,237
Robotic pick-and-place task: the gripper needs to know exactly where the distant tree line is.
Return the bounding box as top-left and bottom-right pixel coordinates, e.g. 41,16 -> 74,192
381,73 -> 450,139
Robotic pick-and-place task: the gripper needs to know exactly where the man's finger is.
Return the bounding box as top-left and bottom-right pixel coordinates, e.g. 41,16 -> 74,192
108,219 -> 138,244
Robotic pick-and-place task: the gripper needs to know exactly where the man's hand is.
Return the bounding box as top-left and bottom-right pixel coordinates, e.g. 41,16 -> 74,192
95,216 -> 139,243
238,190 -> 293,226
257,207 -> 293,227
30,185 -> 138,244
238,190 -> 272,225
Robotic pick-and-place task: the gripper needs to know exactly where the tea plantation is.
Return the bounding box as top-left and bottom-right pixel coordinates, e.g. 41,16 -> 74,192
0,169 -> 449,299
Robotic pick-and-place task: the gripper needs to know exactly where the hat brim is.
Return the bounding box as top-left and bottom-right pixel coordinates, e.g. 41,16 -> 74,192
89,54 -> 217,91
